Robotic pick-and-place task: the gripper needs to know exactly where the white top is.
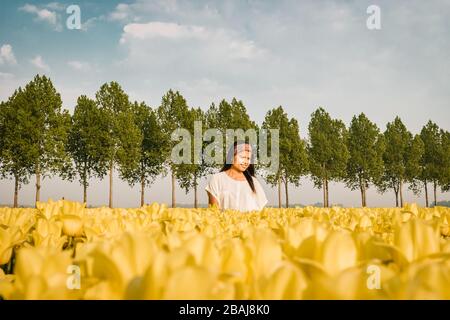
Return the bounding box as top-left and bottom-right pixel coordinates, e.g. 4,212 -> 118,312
205,171 -> 268,212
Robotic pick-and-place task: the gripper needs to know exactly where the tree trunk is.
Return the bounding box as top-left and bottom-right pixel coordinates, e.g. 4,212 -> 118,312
140,173 -> 145,207
360,185 -> 364,207
194,178 -> 198,209
395,194 -> 398,207
35,162 -> 41,206
362,180 -> 367,207
399,180 -> 404,207
278,176 -> 282,208
284,178 -> 289,208
323,177 -> 327,208
171,170 -> 176,208
83,182 -> 87,205
109,160 -> 113,208
363,188 -> 367,207
394,184 -> 399,207
433,180 -> 437,207
359,175 -> 364,207
424,180 -> 429,207
13,173 -> 19,208
326,178 -> 329,207
83,164 -> 87,204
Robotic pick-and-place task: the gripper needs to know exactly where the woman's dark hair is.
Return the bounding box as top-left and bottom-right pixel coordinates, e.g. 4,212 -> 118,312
220,140 -> 256,193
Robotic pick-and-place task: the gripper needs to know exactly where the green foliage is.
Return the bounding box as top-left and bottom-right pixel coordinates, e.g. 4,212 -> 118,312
220,98 -> 256,130
157,89 -> 191,171
439,129 -> 450,192
96,81 -> 142,172
419,121 -> 442,185
406,134 -> 425,186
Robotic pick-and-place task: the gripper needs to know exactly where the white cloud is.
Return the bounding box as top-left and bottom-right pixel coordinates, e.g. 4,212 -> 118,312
107,0 -> 220,25
30,55 -> 50,72
19,3 -> 62,31
120,21 -> 266,61
0,44 -> 17,65
67,60 -> 91,72
80,17 -> 99,31
45,2 -> 65,11
109,3 -> 132,21
121,22 -> 209,41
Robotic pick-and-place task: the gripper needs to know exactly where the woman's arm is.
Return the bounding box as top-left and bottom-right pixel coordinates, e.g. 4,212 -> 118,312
207,191 -> 219,207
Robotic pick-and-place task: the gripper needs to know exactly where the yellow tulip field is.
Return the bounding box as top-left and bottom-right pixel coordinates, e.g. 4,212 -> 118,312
0,199 -> 449,300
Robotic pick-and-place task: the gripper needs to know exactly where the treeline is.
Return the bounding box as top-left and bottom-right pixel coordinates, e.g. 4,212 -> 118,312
0,75 -> 449,208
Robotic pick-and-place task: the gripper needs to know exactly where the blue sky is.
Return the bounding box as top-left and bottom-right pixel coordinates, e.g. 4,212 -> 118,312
0,0 -> 449,207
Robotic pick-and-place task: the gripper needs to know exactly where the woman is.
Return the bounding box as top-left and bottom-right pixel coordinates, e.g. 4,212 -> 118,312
205,140 -> 268,212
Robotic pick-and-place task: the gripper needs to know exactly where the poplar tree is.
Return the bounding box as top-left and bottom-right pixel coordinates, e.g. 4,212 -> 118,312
21,75 -> 72,206
95,81 -> 142,208
121,101 -> 166,207
157,90 -> 190,208
307,107 -> 349,207
67,95 -> 110,204
262,106 -> 308,208
345,113 -> 385,207
0,89 -> 34,207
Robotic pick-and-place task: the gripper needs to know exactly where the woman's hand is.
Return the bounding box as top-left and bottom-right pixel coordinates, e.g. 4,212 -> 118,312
207,191 -> 219,208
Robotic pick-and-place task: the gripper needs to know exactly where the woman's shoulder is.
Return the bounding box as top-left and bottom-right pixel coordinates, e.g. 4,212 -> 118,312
212,171 -> 226,178
210,171 -> 262,183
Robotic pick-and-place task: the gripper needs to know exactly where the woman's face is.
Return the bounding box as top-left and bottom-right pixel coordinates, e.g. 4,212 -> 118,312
232,144 -> 252,172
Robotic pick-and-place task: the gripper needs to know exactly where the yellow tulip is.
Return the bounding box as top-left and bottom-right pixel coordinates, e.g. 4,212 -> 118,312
252,262 -> 308,299
402,203 -> 419,217
245,229 -> 283,280
61,215 -> 84,237
182,233 -> 221,272
304,262 -> 396,299
220,238 -> 248,283
162,266 -> 234,299
83,232 -> 158,298
384,261 -> 450,299
358,214 -> 373,230
11,247 -> 79,299
394,218 -> 441,263
0,226 -> 23,265
319,230 -> 358,276
0,268 -> 15,299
